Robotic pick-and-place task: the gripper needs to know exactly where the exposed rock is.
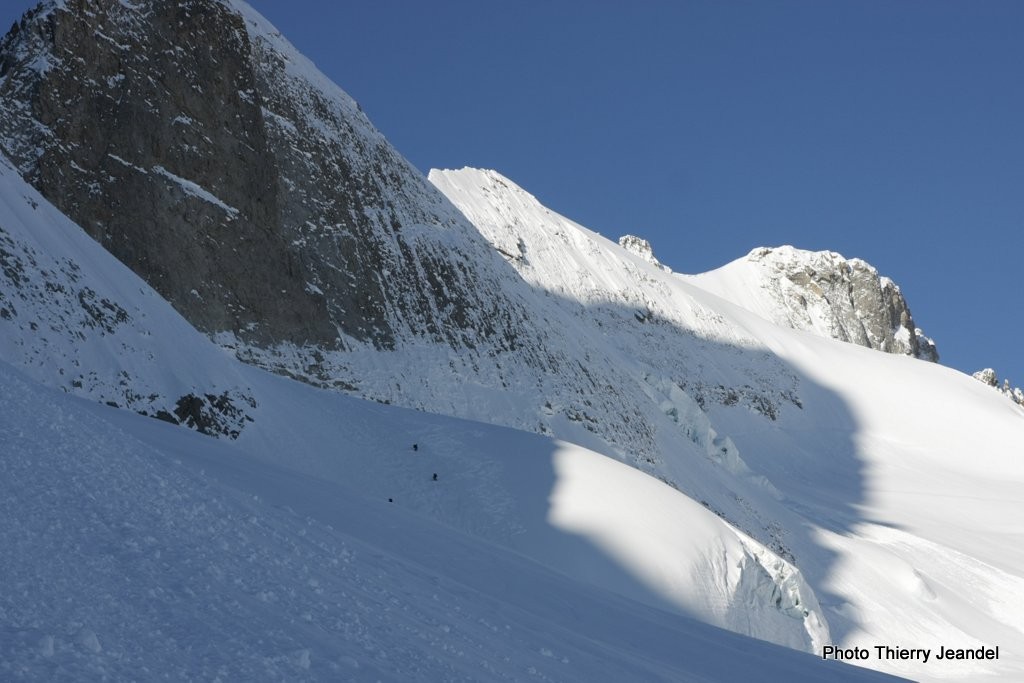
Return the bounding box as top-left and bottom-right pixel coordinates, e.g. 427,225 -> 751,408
618,234 -> 668,271
172,391 -> 256,438
691,246 -> 939,362
973,368 -> 998,387
0,0 -> 529,352
973,368 -> 1024,407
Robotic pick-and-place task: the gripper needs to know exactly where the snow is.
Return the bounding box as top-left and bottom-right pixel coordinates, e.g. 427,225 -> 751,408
106,153 -> 147,174
152,165 -> 240,217
0,363 -> 902,683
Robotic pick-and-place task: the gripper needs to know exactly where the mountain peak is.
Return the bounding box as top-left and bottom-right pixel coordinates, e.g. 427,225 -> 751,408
618,234 -> 667,271
688,245 -> 939,361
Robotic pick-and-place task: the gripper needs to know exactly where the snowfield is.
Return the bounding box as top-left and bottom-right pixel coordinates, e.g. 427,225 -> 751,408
0,362 -> 903,682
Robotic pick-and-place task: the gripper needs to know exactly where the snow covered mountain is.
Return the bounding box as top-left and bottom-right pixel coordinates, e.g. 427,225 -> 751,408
0,0 -> 818,561
2,1 -> 1024,681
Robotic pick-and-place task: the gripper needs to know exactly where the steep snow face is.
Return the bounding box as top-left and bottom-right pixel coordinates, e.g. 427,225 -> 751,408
684,246 -> 939,361
0,154 -> 255,436
429,167 -> 802,419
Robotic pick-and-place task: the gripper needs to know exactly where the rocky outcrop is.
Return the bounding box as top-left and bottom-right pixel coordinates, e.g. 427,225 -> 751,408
0,0 -> 529,352
690,246 -> 939,362
618,234 -> 668,271
972,368 -> 1024,407
757,246 -> 938,361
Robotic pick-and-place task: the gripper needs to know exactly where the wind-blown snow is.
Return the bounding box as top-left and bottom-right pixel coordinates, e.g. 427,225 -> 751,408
152,165 -> 240,217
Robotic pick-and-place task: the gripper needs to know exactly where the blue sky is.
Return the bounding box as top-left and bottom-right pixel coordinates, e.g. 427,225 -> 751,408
4,1 -> 1022,384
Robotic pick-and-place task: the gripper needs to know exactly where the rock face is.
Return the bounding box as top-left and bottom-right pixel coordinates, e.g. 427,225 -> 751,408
688,246 -> 939,362
0,0 -> 527,352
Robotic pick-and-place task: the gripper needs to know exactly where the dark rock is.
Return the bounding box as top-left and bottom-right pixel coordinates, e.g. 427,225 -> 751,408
0,0 -> 530,353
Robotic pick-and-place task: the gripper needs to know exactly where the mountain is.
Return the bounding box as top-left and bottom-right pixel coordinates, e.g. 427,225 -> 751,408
0,0 -> 819,563
2,1 -> 1024,682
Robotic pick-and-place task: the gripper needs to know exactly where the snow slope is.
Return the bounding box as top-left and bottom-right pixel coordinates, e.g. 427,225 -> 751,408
432,167 -> 1024,682
684,281 -> 1024,683
0,360 -> 904,682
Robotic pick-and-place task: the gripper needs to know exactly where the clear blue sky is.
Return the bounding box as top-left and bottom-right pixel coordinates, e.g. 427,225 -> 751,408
4,1 -> 1022,384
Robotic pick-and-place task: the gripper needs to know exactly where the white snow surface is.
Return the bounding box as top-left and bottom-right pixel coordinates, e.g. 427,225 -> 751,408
151,165 -> 240,217
0,360 -> 901,682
